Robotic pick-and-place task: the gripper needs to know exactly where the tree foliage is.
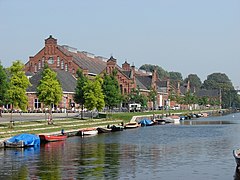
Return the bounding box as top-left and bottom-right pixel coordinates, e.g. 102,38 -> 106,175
0,62 -> 9,106
202,73 -> 239,108
102,71 -> 121,109
74,69 -> 87,118
139,64 -> 169,79
37,67 -> 63,109
184,74 -> 202,90
169,71 -> 183,82
83,75 -> 105,112
7,60 -> 31,111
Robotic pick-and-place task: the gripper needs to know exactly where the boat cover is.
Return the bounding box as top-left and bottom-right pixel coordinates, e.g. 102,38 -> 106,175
139,119 -> 153,126
6,133 -> 40,146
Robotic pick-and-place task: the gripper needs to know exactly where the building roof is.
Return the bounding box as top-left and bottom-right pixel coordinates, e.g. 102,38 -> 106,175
27,69 -> 77,93
195,89 -> 220,97
136,75 -> 152,90
58,45 -> 106,75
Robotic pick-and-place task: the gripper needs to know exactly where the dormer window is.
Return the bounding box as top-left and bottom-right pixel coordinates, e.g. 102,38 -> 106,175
48,57 -> 54,64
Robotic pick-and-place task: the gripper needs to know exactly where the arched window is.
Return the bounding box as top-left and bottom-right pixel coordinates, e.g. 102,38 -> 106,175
61,60 -> 64,69
42,57 -> 45,67
65,63 -> 68,71
57,57 -> 60,67
38,60 -> 41,69
34,64 -> 37,72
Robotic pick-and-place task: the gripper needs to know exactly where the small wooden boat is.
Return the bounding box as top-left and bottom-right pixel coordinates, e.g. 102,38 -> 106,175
124,122 -> 140,129
111,125 -> 124,132
97,127 -> 112,133
233,149 -> 240,166
39,134 -> 67,142
78,128 -> 98,136
155,119 -> 166,125
4,133 -> 40,148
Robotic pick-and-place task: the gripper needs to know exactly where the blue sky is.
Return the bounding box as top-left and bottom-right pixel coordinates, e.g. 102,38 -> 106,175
0,0 -> 239,87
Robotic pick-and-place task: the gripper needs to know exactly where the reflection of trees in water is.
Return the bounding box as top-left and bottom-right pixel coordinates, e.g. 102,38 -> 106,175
37,142 -> 65,179
76,142 -> 120,179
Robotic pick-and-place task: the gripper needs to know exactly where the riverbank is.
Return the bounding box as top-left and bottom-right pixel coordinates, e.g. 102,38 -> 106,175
0,109 -> 231,145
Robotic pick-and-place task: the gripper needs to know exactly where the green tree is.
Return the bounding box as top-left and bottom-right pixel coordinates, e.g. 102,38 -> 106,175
74,69 -> 88,119
37,66 -> 63,124
169,71 -> 183,82
0,62 -> 9,112
139,64 -> 169,79
184,74 -> 202,90
148,87 -> 157,110
102,71 -> 121,110
183,91 -> 196,110
7,60 -> 31,122
83,75 -> 105,115
202,73 -> 238,108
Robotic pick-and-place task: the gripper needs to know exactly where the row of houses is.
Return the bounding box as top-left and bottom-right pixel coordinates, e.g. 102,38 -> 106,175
23,35 -> 221,111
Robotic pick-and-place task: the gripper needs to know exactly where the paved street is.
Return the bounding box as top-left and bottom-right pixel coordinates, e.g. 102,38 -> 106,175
0,113 -> 79,122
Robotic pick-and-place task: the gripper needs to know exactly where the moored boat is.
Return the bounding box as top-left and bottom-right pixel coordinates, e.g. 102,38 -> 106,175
124,122 -> 140,129
39,134 -> 67,142
78,128 -> 98,136
155,119 -> 166,125
111,125 -> 124,132
139,118 -> 154,126
4,133 -> 40,148
97,127 -> 112,133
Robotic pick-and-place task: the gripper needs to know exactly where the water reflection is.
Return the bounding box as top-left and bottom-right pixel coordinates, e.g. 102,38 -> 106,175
1,113 -> 240,179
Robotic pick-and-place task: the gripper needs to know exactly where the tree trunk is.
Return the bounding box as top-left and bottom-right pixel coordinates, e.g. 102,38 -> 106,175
81,104 -> 84,119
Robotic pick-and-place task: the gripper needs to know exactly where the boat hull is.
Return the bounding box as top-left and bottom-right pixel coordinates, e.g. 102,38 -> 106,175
39,135 -> 67,142
4,133 -> 40,148
78,128 -> 98,136
97,127 -> 112,133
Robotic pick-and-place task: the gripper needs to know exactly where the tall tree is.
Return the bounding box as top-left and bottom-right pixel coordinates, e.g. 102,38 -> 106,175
0,62 -> 9,116
169,71 -> 183,82
139,64 -> 169,79
102,71 -> 121,110
83,75 -> 105,114
202,73 -> 238,108
148,87 -> 157,110
74,69 -> 88,119
184,74 -> 202,90
7,60 -> 31,122
37,66 -> 63,124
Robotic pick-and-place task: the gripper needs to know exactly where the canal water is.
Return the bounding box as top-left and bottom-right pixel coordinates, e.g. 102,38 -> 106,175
1,113 -> 240,180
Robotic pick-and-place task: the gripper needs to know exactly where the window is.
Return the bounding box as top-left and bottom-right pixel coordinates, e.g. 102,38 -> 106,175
48,57 -> 54,64
72,68 -> 75,74
34,64 -> 37,72
34,99 -> 41,109
65,63 -> 68,71
42,57 -> 45,67
38,60 -> 41,69
61,60 -> 64,69
57,57 -> 60,67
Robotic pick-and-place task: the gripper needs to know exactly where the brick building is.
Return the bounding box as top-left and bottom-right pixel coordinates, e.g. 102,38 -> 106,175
25,35 -> 170,111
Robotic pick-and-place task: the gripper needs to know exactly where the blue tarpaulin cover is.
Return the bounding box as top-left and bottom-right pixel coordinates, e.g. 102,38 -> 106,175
139,119 -> 153,126
7,133 -> 40,146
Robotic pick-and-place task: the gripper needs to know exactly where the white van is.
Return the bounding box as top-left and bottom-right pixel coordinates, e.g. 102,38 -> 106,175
129,103 -> 141,112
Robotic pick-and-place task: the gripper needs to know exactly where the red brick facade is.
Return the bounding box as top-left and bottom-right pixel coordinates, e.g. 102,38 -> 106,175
24,35 -> 170,111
